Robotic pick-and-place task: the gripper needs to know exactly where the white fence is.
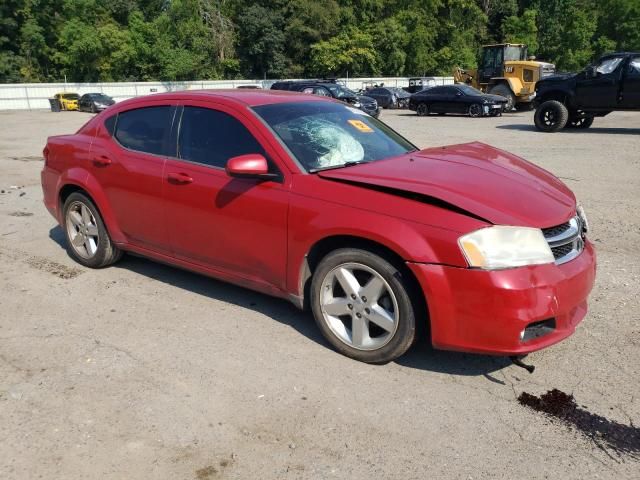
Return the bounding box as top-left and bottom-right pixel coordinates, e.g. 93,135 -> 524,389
0,77 -> 455,110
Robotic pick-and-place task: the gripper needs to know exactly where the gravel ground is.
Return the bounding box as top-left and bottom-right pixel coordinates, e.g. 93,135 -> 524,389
1,108 -> 639,479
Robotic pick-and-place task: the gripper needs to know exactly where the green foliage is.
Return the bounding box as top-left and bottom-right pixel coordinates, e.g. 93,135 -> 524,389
310,28 -> 379,76
0,0 -> 638,82
503,9 -> 538,54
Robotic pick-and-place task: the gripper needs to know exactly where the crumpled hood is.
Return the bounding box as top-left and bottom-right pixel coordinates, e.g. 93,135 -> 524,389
318,142 -> 576,227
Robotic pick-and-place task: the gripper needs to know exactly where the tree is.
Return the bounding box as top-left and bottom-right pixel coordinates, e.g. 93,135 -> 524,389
502,9 -> 538,54
309,28 -> 379,77
235,4 -> 288,78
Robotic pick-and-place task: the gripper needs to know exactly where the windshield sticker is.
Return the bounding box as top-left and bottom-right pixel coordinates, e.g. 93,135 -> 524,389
347,119 -> 374,133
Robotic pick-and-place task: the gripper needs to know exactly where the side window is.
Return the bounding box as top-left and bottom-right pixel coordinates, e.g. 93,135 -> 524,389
628,57 -> 640,75
104,114 -> 117,136
302,87 -> 314,94
596,57 -> 623,74
313,87 -> 331,97
178,106 -> 266,169
114,106 -> 173,156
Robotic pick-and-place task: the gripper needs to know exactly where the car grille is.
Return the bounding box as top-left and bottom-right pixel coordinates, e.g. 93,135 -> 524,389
541,64 -> 556,77
542,216 -> 585,265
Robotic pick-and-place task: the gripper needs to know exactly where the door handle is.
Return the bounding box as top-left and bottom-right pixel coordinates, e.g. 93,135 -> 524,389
167,172 -> 193,185
93,155 -> 112,167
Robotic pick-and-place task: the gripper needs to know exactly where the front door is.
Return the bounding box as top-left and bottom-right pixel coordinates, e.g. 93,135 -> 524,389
574,56 -> 624,109
90,103 -> 176,252
622,56 -> 640,108
162,103 -> 289,290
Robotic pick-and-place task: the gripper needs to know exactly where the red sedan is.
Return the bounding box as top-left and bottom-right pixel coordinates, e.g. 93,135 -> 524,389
41,90 -> 596,363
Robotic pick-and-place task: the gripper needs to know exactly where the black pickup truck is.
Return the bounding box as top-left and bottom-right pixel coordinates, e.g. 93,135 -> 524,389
534,52 -> 640,132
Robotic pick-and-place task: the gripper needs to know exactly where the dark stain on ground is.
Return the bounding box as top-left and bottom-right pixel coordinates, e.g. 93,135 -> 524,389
518,389 -> 640,460
195,465 -> 218,479
8,211 -> 33,217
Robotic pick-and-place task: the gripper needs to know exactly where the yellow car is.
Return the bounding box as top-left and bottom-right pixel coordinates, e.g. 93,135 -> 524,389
54,92 -> 80,111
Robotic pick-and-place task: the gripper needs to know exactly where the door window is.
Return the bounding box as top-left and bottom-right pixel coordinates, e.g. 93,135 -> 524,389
596,57 -> 623,74
628,57 -> 640,75
177,106 -> 266,169
114,106 -> 173,156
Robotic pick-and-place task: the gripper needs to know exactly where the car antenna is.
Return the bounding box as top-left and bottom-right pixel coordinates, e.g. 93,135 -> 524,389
510,355 -> 535,374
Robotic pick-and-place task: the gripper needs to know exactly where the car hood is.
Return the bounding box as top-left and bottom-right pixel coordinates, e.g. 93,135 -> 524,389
356,95 -> 377,104
539,72 -> 576,84
482,94 -> 508,103
317,142 -> 575,227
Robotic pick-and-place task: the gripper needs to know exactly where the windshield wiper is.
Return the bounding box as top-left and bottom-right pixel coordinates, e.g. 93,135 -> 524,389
309,160 -> 371,173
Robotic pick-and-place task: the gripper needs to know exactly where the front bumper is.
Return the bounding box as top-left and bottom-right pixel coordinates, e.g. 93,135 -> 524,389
362,105 -> 380,117
407,241 -> 596,355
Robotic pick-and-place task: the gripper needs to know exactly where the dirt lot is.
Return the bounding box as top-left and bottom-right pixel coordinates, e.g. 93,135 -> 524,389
1,108 -> 639,479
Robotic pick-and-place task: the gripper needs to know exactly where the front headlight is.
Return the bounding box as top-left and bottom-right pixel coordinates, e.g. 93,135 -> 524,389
577,204 -> 589,233
458,226 -> 554,270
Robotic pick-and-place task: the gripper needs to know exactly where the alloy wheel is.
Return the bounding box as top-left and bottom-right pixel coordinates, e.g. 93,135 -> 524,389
319,262 -> 399,351
469,104 -> 482,117
66,201 -> 100,259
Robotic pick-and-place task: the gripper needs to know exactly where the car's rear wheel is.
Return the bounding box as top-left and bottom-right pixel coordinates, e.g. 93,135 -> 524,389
416,103 -> 429,116
63,192 -> 122,268
567,112 -> 594,129
534,100 -> 569,132
310,248 -> 416,363
468,103 -> 483,117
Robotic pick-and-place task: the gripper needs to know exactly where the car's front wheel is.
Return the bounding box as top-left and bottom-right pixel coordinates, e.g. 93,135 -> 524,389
310,248 -> 417,363
416,103 -> 429,116
63,192 -> 122,268
468,103 -> 483,117
534,100 -> 569,132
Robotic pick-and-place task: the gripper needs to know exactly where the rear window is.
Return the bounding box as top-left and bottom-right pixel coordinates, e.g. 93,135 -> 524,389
114,106 -> 173,156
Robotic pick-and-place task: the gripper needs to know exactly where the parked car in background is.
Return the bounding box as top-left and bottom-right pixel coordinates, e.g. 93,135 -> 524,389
364,87 -> 411,109
78,93 -> 115,113
409,84 -> 507,117
534,51 -> 640,132
270,80 -> 380,117
41,90 -> 595,364
53,92 -> 79,111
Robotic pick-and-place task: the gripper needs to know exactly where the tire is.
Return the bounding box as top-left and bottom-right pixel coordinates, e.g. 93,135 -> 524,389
91,104 -> 97,114
468,103 -> 483,117
534,100 -> 569,132
567,113 -> 594,129
489,84 -> 516,111
416,103 -> 429,116
310,248 -> 417,363
62,192 -> 122,268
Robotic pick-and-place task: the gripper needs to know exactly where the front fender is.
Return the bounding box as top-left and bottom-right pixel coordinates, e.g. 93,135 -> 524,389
285,192 -> 470,299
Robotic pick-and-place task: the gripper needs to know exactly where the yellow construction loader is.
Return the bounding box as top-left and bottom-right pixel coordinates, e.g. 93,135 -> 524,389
453,44 -> 555,110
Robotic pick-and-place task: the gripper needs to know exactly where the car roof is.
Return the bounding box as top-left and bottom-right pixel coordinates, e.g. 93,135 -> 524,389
111,89 -> 335,111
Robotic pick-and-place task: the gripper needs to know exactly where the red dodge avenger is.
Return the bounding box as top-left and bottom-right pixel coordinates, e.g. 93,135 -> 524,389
41,90 -> 596,363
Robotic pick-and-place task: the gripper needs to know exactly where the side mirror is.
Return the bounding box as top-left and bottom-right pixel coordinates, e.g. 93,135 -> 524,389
586,66 -> 597,78
225,154 -> 275,180
456,91 -> 462,97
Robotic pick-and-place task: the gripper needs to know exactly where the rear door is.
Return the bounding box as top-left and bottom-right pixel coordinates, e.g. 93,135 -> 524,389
574,55 -> 624,108
423,86 -> 448,112
161,102 -> 289,289
622,56 -> 640,108
90,102 -> 176,252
